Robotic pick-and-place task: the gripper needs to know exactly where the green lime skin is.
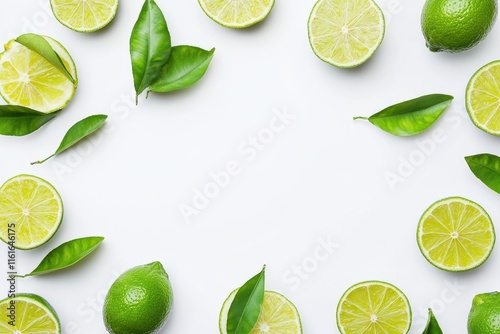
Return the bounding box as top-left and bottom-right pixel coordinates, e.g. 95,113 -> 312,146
421,0 -> 498,52
468,292 -> 500,333
103,262 -> 174,334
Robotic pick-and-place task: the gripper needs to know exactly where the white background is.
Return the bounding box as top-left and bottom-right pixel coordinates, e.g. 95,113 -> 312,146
1,0 -> 500,333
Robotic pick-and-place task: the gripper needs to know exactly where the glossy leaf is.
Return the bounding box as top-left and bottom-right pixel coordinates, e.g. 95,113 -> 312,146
149,46 -> 215,93
423,309 -> 443,334
465,153 -> 500,194
227,266 -> 265,334
31,114 -> 107,165
19,237 -> 104,277
354,94 -> 454,136
130,0 -> 171,103
16,33 -> 75,83
0,105 -> 57,136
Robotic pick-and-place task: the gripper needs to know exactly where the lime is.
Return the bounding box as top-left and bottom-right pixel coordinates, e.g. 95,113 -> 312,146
0,35 -> 77,113
468,291 -> 500,334
466,60 -> 500,135
198,0 -> 275,29
103,261 -> 174,334
0,293 -> 61,333
0,174 -> 63,250
336,281 -> 412,334
308,0 -> 385,68
421,0 -> 498,52
219,289 -> 302,334
50,0 -> 119,33
417,197 -> 495,272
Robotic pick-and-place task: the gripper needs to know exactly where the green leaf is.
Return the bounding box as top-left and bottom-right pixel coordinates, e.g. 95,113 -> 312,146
354,94 -> 454,136
16,33 -> 75,83
227,266 -> 265,334
19,237 -> 104,277
149,46 -> 215,93
31,114 -> 107,165
0,105 -> 57,136
465,153 -> 500,194
130,0 -> 171,103
423,308 -> 443,334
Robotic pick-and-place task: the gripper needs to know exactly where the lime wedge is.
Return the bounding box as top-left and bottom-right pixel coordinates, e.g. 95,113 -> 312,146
308,0 -> 385,68
466,60 -> 500,135
336,281 -> 412,334
0,174 -> 63,250
50,0 -> 119,33
198,0 -> 275,28
417,196 -> 495,272
219,290 -> 303,334
0,293 -> 61,333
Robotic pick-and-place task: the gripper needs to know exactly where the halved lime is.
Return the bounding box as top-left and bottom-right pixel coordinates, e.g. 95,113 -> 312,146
50,0 -> 119,33
308,0 -> 385,68
0,293 -> 61,333
0,174 -> 63,250
417,197 -> 495,272
198,0 -> 275,28
466,60 -> 500,135
336,281 -> 412,334
219,289 -> 303,334
0,36 -> 77,113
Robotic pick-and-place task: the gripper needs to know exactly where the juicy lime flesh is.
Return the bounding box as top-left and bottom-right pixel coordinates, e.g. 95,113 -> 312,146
337,282 -> 411,334
467,61 -> 500,135
0,175 -> 63,250
50,0 -> 118,32
0,295 -> 60,333
418,197 -> 495,271
199,0 -> 275,28
308,0 -> 385,68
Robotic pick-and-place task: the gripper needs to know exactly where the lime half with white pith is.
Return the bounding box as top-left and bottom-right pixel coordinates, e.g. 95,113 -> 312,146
198,0 -> 275,28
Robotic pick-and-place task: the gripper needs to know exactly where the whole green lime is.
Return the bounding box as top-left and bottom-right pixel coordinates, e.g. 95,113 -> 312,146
103,262 -> 174,334
468,292 -> 500,333
421,0 -> 498,52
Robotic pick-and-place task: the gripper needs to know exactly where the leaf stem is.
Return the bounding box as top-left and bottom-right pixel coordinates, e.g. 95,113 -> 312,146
30,154 -> 54,165
353,116 -> 369,121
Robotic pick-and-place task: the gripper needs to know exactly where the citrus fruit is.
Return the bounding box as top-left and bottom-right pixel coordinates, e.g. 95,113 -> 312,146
336,281 -> 412,334
198,0 -> 275,28
0,35 -> 77,113
417,197 -> 495,272
0,174 -> 63,250
50,0 -> 119,33
421,0 -> 498,52
308,0 -> 385,68
219,289 -> 302,334
468,291 -> 500,334
103,261 -> 174,334
0,293 -> 61,333
466,60 -> 500,135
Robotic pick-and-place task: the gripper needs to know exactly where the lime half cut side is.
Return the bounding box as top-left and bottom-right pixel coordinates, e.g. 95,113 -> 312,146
336,281 -> 412,334
308,0 -> 385,68
198,0 -> 275,28
417,197 -> 495,272
50,0 -> 119,33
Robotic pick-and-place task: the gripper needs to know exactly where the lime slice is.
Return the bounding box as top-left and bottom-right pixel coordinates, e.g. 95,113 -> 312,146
308,0 -> 385,68
50,0 -> 119,33
0,36 -> 77,113
466,60 -> 500,135
336,281 -> 412,334
0,174 -> 63,250
417,196 -> 495,272
198,0 -> 275,28
0,293 -> 61,333
219,290 -> 303,334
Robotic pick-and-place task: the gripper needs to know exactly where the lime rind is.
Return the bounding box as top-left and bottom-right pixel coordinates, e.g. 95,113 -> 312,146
50,0 -> 119,33
198,0 -> 276,29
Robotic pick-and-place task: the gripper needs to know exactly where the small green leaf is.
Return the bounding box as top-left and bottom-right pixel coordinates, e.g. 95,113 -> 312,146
227,266 -> 266,334
19,237 -> 104,277
16,33 -> 75,83
0,105 -> 57,136
354,94 -> 454,136
465,153 -> 500,194
423,308 -> 443,334
130,0 -> 171,103
31,114 -> 107,165
149,46 -> 215,93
